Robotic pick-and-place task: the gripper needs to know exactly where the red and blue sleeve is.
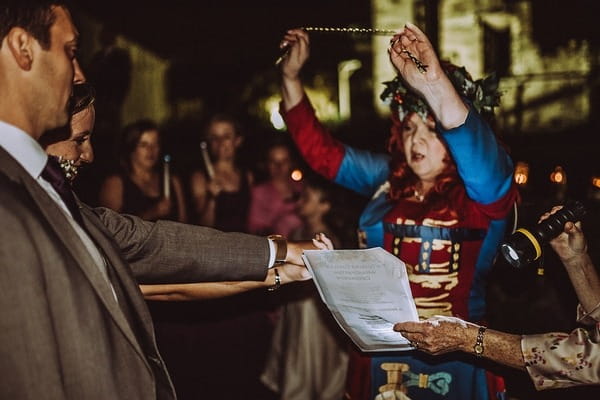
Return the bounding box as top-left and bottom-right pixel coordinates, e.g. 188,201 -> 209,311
282,95 -> 390,197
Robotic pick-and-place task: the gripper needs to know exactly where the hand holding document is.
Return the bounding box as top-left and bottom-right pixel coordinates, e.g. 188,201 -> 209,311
302,247 -> 418,352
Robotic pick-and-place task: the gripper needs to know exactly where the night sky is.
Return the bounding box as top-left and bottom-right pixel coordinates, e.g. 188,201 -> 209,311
75,0 -> 372,99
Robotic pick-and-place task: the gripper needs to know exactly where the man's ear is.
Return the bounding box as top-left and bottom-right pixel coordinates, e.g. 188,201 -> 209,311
5,27 -> 35,70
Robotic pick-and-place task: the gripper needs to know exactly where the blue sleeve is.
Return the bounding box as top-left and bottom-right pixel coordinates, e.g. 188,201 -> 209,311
441,108 -> 514,204
333,145 -> 391,197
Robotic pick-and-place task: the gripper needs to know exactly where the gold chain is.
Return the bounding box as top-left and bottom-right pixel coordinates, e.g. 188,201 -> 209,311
301,26 -> 398,35
276,26 -> 428,73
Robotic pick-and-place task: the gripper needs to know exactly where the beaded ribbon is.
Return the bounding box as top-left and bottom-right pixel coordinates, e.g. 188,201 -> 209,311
276,26 -> 427,72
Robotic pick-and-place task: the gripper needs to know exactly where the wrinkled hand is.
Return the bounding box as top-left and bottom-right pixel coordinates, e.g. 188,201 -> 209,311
279,28 -> 310,80
277,262 -> 312,284
540,205 -> 587,264
388,22 -> 444,96
393,315 -> 478,355
312,232 -> 334,250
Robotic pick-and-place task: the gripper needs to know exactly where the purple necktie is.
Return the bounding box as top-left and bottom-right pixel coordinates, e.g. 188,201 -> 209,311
41,156 -> 84,226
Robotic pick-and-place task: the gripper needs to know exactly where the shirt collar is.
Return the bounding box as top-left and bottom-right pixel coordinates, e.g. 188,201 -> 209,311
0,120 -> 48,179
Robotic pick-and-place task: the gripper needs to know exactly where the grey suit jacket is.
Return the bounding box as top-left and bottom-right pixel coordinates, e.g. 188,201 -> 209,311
0,147 -> 270,399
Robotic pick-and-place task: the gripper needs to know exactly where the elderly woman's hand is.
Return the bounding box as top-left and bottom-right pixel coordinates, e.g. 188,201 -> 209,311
540,205 -> 587,265
388,23 -> 444,94
393,316 -> 479,355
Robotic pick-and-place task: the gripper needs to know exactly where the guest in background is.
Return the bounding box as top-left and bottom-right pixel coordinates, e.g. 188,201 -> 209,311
247,140 -> 303,236
189,114 -> 252,231
262,176 -> 349,400
99,119 -> 186,222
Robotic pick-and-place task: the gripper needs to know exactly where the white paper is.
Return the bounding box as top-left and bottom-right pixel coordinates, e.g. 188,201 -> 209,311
302,247 -> 419,352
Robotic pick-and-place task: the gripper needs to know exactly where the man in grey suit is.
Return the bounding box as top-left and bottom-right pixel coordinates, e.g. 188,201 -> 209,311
0,2 -> 311,398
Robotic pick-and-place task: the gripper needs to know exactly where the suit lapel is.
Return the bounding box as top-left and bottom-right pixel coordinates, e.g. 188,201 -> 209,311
80,206 -> 157,346
0,148 -> 147,365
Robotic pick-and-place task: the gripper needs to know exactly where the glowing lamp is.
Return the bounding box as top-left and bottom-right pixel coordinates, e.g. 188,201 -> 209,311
550,166 -> 566,184
514,161 -> 529,186
291,169 -> 303,182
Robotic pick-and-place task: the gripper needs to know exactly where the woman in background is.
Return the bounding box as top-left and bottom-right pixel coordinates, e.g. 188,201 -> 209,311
247,140 -> 303,236
99,119 -> 186,222
189,114 -> 252,231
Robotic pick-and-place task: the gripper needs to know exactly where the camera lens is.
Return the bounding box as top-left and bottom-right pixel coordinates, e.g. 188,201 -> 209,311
500,201 -> 586,268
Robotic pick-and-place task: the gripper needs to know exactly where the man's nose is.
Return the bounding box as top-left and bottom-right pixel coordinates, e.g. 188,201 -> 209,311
73,58 -> 85,83
80,143 -> 94,164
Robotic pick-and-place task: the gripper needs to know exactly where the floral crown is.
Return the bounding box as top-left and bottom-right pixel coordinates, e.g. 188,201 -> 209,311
380,62 -> 501,123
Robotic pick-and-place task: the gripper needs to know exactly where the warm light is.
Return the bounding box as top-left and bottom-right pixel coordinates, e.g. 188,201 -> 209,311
514,161 -> 529,185
291,169 -> 303,181
269,104 -> 285,130
550,166 -> 566,184
261,88 -> 338,130
515,172 -> 527,185
592,177 -> 600,188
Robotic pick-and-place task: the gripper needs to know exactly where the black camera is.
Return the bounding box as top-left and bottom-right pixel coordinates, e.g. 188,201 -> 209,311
500,201 -> 586,269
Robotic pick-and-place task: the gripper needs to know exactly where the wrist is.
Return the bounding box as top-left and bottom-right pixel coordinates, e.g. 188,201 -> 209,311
472,325 -> 486,357
268,234 -> 287,264
267,267 -> 281,291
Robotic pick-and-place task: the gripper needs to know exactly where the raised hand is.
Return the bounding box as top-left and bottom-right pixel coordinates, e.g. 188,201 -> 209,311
388,23 -> 444,93
388,22 -> 467,129
540,206 -> 587,264
279,28 -> 310,81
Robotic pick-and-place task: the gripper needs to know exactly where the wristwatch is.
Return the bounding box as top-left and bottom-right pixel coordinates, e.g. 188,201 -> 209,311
473,326 -> 486,357
268,234 -> 287,265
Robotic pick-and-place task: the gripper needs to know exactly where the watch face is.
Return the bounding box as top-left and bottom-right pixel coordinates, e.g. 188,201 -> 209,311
474,344 -> 484,355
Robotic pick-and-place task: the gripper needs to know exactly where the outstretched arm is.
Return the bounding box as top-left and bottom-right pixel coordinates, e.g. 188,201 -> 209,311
140,262 -> 311,301
394,316 -> 525,371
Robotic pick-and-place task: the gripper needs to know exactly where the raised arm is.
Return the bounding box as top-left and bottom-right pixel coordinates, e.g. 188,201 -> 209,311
278,29 -> 390,196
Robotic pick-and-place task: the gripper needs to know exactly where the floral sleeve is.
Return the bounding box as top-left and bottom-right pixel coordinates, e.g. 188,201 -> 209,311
522,302 -> 600,390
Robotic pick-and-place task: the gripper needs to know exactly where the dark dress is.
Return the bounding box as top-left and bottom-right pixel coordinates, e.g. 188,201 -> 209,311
212,170 -> 251,232
120,173 -> 179,222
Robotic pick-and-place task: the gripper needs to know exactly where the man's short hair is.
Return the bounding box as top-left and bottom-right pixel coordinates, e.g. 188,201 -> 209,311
0,0 -> 67,50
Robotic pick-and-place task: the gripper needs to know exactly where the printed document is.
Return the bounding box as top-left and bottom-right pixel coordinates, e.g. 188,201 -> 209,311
302,247 -> 418,352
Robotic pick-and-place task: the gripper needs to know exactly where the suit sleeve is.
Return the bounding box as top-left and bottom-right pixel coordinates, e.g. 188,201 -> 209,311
283,95 -> 390,197
440,107 -> 518,218
92,206 -> 270,284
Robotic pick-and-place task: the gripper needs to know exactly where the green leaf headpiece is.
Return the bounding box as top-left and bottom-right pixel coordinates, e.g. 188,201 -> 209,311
380,62 -> 501,123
